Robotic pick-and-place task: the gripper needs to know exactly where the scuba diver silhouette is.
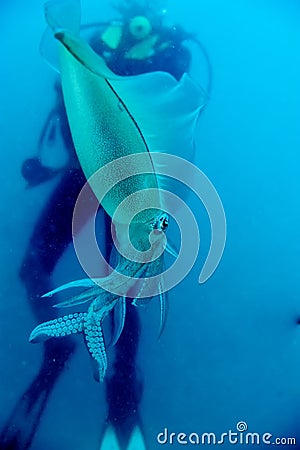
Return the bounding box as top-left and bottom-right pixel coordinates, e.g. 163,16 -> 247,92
0,1 -> 211,449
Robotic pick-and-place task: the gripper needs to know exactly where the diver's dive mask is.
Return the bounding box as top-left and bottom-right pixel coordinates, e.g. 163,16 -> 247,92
129,15 -> 152,39
21,158 -> 61,187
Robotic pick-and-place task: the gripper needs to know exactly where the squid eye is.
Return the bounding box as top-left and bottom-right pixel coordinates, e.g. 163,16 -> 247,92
150,213 -> 169,231
158,213 -> 169,231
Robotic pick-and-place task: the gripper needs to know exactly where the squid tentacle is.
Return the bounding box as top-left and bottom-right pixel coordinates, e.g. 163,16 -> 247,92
29,312 -> 86,343
83,310 -> 107,382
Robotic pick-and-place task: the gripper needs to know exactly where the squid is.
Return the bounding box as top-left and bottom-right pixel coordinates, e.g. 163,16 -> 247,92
29,0 -> 205,381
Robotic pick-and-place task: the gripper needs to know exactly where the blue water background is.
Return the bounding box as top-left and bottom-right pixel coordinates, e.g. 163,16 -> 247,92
0,0 -> 300,448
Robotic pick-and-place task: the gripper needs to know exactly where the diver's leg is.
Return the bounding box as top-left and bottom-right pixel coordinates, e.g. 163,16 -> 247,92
105,302 -> 143,449
0,168 -> 88,450
20,168 -> 88,322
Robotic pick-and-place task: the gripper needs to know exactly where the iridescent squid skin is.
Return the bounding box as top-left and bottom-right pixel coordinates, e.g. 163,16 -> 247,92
29,0 -> 204,381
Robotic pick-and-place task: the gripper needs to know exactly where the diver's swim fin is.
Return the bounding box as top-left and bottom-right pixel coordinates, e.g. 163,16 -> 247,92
99,425 -> 119,450
99,424 -> 147,450
127,426 -> 147,450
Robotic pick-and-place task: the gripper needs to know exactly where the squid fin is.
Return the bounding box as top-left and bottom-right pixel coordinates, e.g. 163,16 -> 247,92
40,0 -> 81,72
49,23 -> 205,169
44,1 -> 205,208
109,73 -> 206,167
40,27 -> 60,73
44,0 -> 81,35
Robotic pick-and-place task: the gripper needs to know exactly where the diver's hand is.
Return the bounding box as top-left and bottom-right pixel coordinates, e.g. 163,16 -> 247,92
21,157 -> 62,187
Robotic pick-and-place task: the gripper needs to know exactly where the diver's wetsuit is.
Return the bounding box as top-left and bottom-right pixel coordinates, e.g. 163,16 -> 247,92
0,21 -> 191,450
